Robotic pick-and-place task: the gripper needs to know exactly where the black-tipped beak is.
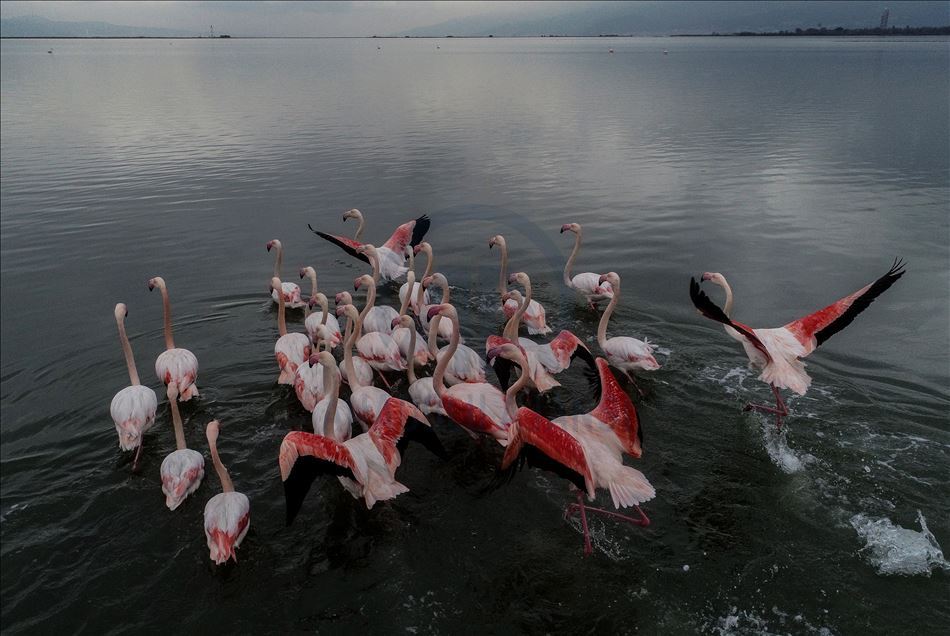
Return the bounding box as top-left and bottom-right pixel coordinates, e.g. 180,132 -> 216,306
426,306 -> 441,320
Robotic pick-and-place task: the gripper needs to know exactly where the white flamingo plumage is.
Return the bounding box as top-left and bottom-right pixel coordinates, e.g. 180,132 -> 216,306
300,266 -> 342,348
338,305 -> 396,427
309,209 -> 430,284
110,303 -> 158,471
394,314 -> 446,417
271,276 -> 312,385
160,382 -> 205,511
391,271 -> 434,368
353,270 -> 399,335
203,420 -> 250,565
310,351 -> 354,442
414,243 -> 451,340
560,223 -> 614,309
690,260 -> 906,429
148,277 -> 199,401
340,280 -> 406,379
502,290 -> 595,375
596,272 -> 660,391
399,243 -> 431,316
489,234 -> 552,335
266,239 -> 305,309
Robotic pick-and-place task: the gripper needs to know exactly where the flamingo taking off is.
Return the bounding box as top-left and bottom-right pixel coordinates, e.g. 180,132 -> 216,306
203,420 -> 250,565
279,367 -> 435,522
690,259 -> 906,429
560,223 -> 614,309
309,210 -> 430,283
148,277 -> 199,401
110,303 -> 158,472
596,272 -> 660,393
489,234 -> 551,334
490,343 -> 654,556
266,240 -> 305,309
271,277 -> 312,385
160,382 -> 205,510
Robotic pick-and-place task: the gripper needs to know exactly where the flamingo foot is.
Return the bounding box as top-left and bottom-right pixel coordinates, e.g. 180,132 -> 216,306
564,495 -> 649,556
131,444 -> 143,473
743,385 -> 788,430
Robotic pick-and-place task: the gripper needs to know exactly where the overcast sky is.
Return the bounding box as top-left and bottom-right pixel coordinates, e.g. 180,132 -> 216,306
0,1 -> 596,36
1,1 -> 946,37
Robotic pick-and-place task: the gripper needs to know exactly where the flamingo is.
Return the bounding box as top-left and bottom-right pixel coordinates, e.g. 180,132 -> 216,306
425,276 -> 486,385
391,271 -> 433,368
414,242 -> 451,340
310,351 -> 354,441
279,366 -> 433,521
271,277 -> 312,385
354,271 -> 399,335
394,314 -> 446,417
338,285 -> 406,384
489,234 -> 551,335
689,260 -> 906,429
110,303 -> 158,472
560,223 -> 614,309
203,420 -> 250,565
596,272 -> 660,392
160,382 -> 205,510
489,343 -> 654,556
300,266 -> 342,348
399,244 -> 430,316
147,277 -> 199,401
426,304 -> 510,445
337,304 -> 397,426
294,338 -> 336,413
335,309 -> 375,389
484,276 -> 560,394
266,239 -> 304,309
502,290 -> 595,376
309,210 -> 430,282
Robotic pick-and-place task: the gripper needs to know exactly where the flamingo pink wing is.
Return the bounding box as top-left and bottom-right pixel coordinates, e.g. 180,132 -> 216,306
368,398 -> 424,466
383,215 -> 431,253
588,358 -> 642,458
508,408 -> 593,492
309,228 -> 370,264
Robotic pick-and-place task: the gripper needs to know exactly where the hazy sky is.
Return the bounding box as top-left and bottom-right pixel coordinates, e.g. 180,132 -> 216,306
0,1 -> 597,36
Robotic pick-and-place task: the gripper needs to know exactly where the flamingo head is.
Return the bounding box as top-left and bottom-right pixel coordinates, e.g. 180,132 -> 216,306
560,223 -> 580,234
299,266 -> 316,280
392,315 -> 413,330
266,239 -> 280,252
147,276 -> 165,292
488,234 -> 505,250
508,271 -> 528,286
413,241 -> 431,257
337,303 -> 358,320
205,419 -> 220,446
486,341 -> 524,366
599,271 -> 620,287
701,272 -> 726,287
342,208 -> 362,222
309,292 -> 327,310
307,352 -> 320,367
114,303 -> 128,320
421,275 -> 433,289
355,243 -> 376,259
354,274 -> 373,291
426,303 -> 454,322
335,291 -> 352,306
506,290 -> 524,305
316,350 -> 336,368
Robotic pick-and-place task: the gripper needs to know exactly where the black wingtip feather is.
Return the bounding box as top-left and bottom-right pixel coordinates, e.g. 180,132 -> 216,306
398,417 -> 448,461
283,456 -> 356,526
492,356 -> 513,391
814,258 -> 906,347
410,215 -> 431,248
312,230 -> 370,264
572,344 -> 597,372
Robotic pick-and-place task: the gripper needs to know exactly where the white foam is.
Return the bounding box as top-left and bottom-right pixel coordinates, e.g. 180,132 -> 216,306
762,423 -> 815,474
850,510 -> 950,576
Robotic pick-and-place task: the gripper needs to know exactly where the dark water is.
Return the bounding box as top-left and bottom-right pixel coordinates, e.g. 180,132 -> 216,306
2,37 -> 948,634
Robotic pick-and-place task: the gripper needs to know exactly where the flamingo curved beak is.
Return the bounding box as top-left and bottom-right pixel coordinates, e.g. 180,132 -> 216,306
507,273 -> 518,284
308,353 -> 320,366
486,346 -> 504,364
560,224 -> 571,233
426,305 -> 443,321
147,279 -> 155,291
353,279 -> 362,291
391,317 -> 401,329
413,244 -> 423,256
701,272 -> 713,282
266,241 -> 274,252
598,274 -> 608,285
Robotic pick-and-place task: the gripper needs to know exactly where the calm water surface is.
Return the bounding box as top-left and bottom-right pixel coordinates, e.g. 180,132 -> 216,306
2,37 -> 948,634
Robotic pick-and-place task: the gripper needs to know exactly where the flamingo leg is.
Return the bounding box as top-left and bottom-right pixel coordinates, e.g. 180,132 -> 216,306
131,443 -> 143,473
622,370 -> 646,397
564,491 -> 594,557
743,383 -> 790,430
578,504 -> 651,527
375,369 -> 393,390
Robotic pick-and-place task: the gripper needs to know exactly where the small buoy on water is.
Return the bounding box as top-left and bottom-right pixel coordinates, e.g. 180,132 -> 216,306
663,50 -> 669,55
377,45 -> 381,50
608,48 -> 614,54
48,49 -> 53,54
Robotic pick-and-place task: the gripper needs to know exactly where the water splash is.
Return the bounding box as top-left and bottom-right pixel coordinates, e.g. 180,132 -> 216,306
849,510 -> 950,576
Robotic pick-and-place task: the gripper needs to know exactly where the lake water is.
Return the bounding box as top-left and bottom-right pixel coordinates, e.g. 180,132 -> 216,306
1,37 -> 948,634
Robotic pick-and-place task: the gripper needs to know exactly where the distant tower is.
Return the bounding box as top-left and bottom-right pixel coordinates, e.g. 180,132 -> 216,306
879,8 -> 889,30
210,24 -> 214,38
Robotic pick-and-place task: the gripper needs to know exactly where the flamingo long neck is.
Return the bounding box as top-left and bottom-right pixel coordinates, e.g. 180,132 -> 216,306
116,315 -> 141,386
159,285 -> 175,350
415,272 -> 427,313
597,279 -> 619,347
497,242 -> 508,298
343,314 -> 362,389
563,230 -> 582,286
431,312 -> 458,398
322,365 -> 339,438
429,279 -> 451,341
208,433 -> 234,493
503,355 -> 531,418
357,285 -> 373,338
504,282 -> 531,340
406,321 -> 417,384
273,244 -> 283,278
318,295 -> 329,325
307,269 -> 318,299
368,252 -> 380,284
406,249 -> 415,276
276,285 -> 287,337
720,278 -> 734,318
353,214 -> 365,241
421,246 -> 434,280
399,272 -> 414,316
169,393 -> 186,450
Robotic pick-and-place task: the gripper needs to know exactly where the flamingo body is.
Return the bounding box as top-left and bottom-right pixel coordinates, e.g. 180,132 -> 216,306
601,336 -> 660,375
312,397 -> 354,441
160,448 -> 205,510
155,348 -> 199,401
570,273 -> 614,304
392,325 -> 433,367
356,332 -> 406,373
363,305 -> 399,335
400,281 -> 430,315
272,283 -> 305,309
275,333 -> 311,385
305,313 -> 342,349
440,383 -> 510,444
204,492 -> 250,565
294,360 -> 335,412
409,377 -> 446,416
435,344 -> 486,385
503,297 -> 552,335
110,385 -> 158,451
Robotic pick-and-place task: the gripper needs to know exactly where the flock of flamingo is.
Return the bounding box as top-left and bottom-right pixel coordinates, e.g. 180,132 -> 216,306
110,208 -> 905,563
